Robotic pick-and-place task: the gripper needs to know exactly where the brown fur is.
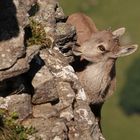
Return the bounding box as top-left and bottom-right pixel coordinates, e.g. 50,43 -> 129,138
66,13 -> 98,45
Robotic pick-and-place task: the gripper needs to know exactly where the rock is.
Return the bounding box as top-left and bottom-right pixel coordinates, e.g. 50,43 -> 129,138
53,65 -> 78,81
55,23 -> 76,45
60,107 -> 74,121
22,118 -> 68,140
74,105 -> 95,131
32,65 -> 53,88
0,57 -> 29,81
15,0 -> 37,27
0,0 -> 107,139
22,118 -> 52,140
32,79 -> 59,104
55,81 -> 75,111
0,45 -> 41,81
40,49 -> 68,72
0,28 -> 25,70
55,6 -> 66,21
33,103 -> 59,119
51,120 -> 68,139
25,45 -> 42,61
0,94 -> 32,120
32,0 -> 57,37
0,97 -> 8,109
14,0 -> 37,11
36,0 -> 57,23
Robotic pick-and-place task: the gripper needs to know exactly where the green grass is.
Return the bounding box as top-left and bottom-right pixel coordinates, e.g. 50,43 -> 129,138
0,109 -> 37,140
60,0 -> 140,139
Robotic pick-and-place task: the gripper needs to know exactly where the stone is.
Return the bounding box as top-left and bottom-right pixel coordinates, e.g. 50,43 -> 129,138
0,0 -> 107,139
15,0 -> 37,27
22,118 -> 52,140
60,107 -> 74,121
0,97 -> 8,109
74,105 -> 95,129
40,49 -> 68,71
33,103 -> 59,119
0,57 -> 29,82
55,23 -> 76,45
0,94 -> 32,120
51,120 -> 68,139
55,6 -> 66,21
32,65 -> 53,88
32,79 -> 59,104
55,81 -> 75,111
53,65 -> 78,81
32,0 -> 58,37
22,118 -> 68,140
0,45 -> 41,81
0,28 -> 25,71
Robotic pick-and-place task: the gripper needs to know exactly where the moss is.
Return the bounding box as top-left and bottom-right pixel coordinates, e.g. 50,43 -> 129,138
0,109 -> 38,140
26,19 -> 53,48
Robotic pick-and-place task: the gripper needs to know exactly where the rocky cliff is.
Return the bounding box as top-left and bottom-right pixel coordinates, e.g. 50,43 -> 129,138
0,0 -> 105,139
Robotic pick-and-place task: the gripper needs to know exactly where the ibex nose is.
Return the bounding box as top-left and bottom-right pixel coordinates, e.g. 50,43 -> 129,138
73,48 -> 82,56
72,44 -> 83,56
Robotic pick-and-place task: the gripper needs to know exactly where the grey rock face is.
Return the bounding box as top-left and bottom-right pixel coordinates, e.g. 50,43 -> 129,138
32,65 -> 53,88
0,28 -> 25,71
55,23 -> 76,45
33,103 -> 59,119
0,0 -> 106,140
32,0 -> 58,37
32,79 -> 59,104
0,45 -> 41,81
22,118 -> 68,140
15,0 -> 37,27
0,94 -> 32,120
55,6 -> 66,21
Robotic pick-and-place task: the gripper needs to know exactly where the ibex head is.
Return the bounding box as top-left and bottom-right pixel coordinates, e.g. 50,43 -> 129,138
73,28 -> 138,62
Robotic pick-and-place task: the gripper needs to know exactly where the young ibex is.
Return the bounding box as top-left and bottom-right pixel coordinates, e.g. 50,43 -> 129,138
67,13 -> 138,117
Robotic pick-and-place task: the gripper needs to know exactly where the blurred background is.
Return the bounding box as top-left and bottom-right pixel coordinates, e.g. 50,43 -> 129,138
60,0 -> 140,140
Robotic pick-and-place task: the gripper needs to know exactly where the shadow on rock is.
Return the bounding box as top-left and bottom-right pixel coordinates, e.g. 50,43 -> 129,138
119,57 -> 140,115
0,0 -> 19,41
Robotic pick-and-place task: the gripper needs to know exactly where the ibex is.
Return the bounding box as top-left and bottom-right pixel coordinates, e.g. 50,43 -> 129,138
67,13 -> 138,119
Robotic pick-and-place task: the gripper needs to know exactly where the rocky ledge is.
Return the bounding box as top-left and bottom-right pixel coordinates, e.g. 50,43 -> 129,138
0,0 -> 105,140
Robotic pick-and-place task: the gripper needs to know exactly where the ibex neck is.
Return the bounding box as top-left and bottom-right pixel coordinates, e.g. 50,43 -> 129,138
87,59 -> 115,73
78,59 -> 116,95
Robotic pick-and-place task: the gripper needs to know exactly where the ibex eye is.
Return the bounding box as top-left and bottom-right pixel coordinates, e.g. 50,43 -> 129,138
98,45 -> 106,52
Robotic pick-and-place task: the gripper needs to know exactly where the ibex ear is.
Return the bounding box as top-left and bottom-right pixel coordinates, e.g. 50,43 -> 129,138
115,44 -> 138,57
112,27 -> 126,38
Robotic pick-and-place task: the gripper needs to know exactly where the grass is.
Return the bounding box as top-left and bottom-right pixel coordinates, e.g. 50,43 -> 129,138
26,19 -> 47,46
25,17 -> 53,48
60,0 -> 140,139
0,109 -> 37,140
25,18 -> 53,48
